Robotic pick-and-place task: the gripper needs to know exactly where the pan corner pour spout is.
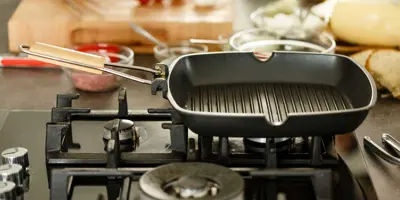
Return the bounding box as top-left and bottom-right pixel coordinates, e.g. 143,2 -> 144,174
20,43 -> 377,138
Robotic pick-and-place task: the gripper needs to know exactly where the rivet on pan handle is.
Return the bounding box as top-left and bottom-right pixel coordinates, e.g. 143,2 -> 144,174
364,135 -> 400,165
253,52 -> 273,62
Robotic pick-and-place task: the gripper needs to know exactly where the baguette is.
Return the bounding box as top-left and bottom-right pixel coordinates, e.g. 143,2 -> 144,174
350,49 -> 374,65
367,49 -> 400,98
350,49 -> 382,89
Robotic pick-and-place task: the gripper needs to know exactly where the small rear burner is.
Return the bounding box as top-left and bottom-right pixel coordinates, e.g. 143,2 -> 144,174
103,119 -> 135,141
244,137 -> 294,154
103,119 -> 140,152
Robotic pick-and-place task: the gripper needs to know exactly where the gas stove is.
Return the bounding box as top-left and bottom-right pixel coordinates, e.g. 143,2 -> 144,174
0,88 -> 367,200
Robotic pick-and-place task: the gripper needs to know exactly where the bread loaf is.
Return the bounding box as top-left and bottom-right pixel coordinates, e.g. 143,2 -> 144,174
330,2 -> 400,46
350,49 -> 373,65
367,49 -> 400,98
350,49 -> 382,89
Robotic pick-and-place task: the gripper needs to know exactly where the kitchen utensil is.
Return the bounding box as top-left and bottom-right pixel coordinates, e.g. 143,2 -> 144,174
20,43 -> 376,138
129,23 -> 183,60
153,41 -> 208,62
1,43 -> 134,69
21,43 -> 153,83
230,27 -> 336,144
229,28 -> 336,53
0,57 -> 57,68
129,23 -> 168,48
364,133 -> 400,165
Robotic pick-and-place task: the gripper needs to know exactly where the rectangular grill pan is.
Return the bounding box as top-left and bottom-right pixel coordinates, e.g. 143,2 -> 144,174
167,52 -> 377,137
19,44 -> 377,138
186,83 -> 352,122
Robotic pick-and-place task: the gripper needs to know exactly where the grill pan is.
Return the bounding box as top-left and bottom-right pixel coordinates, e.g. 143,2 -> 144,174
186,83 -> 352,122
167,52 -> 376,137
20,44 -> 377,138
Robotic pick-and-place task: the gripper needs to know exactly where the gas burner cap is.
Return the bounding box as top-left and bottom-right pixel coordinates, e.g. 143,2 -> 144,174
176,176 -> 208,190
103,119 -> 135,141
244,137 -> 293,154
139,163 -> 244,200
245,138 -> 290,144
172,175 -> 215,198
104,119 -> 134,131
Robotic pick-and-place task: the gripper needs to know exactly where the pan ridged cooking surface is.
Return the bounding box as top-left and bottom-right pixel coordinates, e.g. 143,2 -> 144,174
186,83 -> 353,122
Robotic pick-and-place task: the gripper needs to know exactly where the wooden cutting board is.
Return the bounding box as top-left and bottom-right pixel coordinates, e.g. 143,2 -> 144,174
8,0 -> 233,54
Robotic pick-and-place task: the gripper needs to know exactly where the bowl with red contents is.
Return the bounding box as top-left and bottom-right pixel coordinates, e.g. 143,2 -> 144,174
63,44 -> 134,92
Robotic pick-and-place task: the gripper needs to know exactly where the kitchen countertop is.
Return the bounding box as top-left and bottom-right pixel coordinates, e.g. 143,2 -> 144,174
355,98 -> 400,199
0,0 -> 399,200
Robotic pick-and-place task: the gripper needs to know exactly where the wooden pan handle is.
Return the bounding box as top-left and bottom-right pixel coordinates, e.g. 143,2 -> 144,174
28,42 -> 105,74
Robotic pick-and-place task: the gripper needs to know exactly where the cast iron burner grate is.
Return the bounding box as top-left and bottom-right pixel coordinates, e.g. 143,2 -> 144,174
186,83 -> 352,122
44,87 -> 352,200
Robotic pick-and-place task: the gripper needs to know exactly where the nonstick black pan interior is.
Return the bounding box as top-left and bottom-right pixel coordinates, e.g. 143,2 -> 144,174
185,83 -> 352,123
168,52 -> 374,122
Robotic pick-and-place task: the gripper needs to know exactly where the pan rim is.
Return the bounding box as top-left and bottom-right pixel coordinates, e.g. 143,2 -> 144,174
166,51 -> 378,117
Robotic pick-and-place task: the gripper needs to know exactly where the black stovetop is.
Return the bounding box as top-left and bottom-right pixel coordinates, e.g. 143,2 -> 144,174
0,89 -> 371,200
0,109 -> 368,200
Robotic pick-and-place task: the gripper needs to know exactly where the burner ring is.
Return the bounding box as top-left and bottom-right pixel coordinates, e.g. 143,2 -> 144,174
244,137 -> 294,154
139,163 -> 244,200
103,119 -> 135,141
168,175 -> 218,198
176,175 -> 208,190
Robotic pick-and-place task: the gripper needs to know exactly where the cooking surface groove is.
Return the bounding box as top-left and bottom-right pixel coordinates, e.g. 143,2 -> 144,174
186,83 -> 352,122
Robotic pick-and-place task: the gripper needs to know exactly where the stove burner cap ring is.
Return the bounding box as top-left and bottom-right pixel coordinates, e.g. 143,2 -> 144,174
103,119 -> 134,131
167,175 -> 219,198
103,119 -> 135,141
139,163 -> 244,200
244,137 -> 293,154
176,176 -> 208,190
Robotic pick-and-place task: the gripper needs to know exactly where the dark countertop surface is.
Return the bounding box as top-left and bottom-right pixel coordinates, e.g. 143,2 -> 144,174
355,98 -> 400,199
0,0 -> 399,200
